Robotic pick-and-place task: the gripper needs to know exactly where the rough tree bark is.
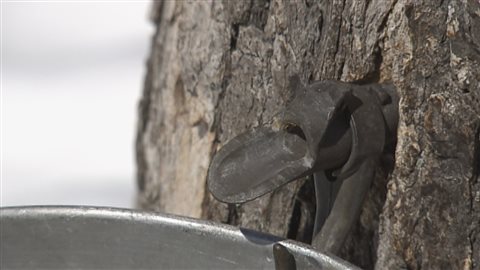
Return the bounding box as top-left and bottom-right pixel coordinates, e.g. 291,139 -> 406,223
136,1 -> 480,269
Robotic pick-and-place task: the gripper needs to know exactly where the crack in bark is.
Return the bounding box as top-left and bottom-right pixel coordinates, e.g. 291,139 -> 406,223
334,0 -> 347,79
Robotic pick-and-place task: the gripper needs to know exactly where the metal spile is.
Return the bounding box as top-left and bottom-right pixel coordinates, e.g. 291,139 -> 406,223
207,77 -> 399,258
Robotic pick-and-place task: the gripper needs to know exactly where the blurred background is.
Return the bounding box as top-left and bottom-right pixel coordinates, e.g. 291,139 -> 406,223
1,1 -> 153,207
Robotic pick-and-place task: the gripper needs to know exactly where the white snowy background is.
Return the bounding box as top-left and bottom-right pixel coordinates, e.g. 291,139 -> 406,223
1,1 -> 153,208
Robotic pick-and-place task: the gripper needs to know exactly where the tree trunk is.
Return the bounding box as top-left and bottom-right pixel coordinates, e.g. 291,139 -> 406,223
136,1 -> 480,269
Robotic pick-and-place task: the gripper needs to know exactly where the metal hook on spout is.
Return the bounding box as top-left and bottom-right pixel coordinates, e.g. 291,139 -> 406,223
311,83 -> 398,253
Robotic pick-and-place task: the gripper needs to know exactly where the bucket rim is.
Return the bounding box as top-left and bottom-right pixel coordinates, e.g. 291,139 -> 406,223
0,205 -> 359,269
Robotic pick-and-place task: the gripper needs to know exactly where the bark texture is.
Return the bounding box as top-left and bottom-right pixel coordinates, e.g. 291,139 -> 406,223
136,1 -> 480,269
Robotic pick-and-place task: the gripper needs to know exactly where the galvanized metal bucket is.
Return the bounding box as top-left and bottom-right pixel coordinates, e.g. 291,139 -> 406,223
0,206 -> 357,269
